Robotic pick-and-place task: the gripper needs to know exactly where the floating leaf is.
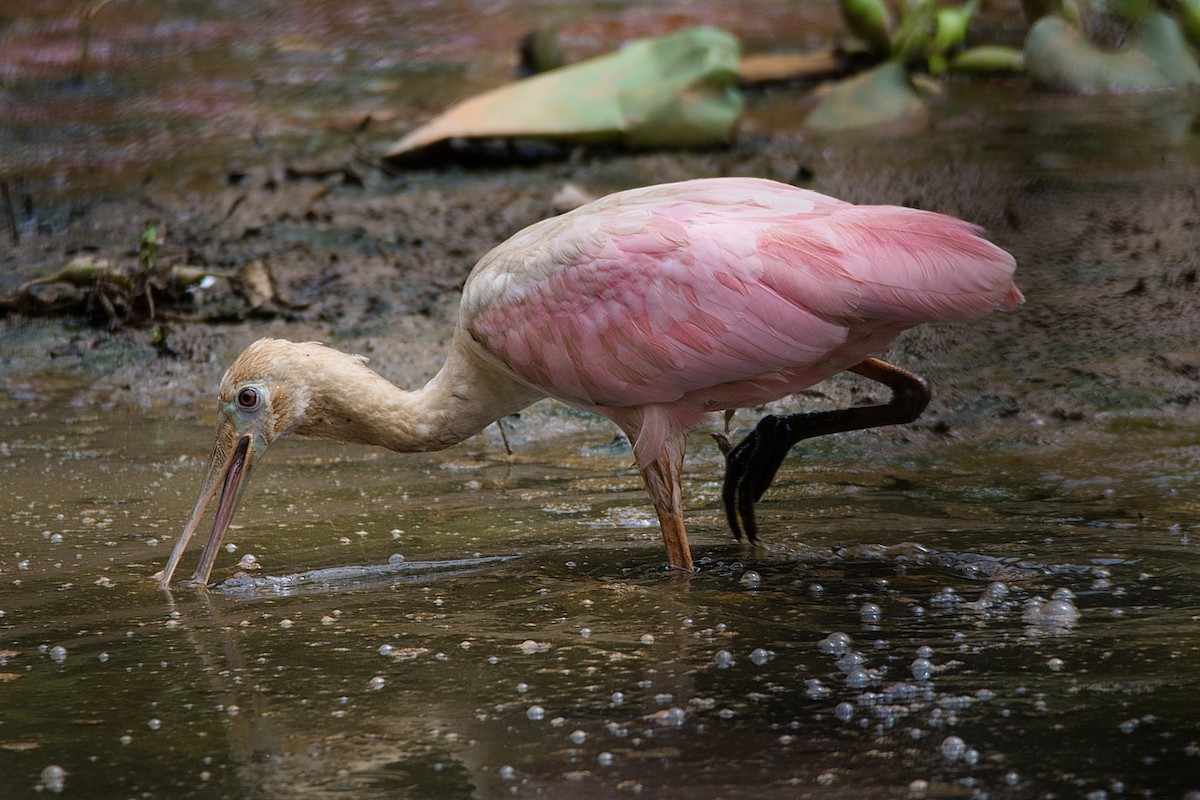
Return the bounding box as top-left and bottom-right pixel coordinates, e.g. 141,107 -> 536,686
384,27 -> 742,158
951,45 -> 1026,73
1025,12 -> 1200,92
805,60 -> 928,133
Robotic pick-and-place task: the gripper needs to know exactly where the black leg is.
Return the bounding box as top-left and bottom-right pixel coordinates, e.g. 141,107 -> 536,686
722,358 -> 931,542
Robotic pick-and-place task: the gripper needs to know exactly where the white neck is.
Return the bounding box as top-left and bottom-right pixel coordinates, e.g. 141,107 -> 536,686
293,343 -> 541,453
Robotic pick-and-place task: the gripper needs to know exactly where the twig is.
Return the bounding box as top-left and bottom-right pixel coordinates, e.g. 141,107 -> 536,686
0,176 -> 17,246
77,0 -> 116,82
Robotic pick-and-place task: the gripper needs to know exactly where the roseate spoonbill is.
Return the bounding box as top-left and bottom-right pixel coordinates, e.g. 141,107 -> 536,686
157,177 -> 1021,586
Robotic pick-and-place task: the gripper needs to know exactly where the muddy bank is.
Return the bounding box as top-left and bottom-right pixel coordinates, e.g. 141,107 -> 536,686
4,129 -> 1199,443
1,2 -> 1198,453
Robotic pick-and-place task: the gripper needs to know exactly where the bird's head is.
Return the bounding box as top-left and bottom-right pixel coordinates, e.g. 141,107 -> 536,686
156,339 -> 318,587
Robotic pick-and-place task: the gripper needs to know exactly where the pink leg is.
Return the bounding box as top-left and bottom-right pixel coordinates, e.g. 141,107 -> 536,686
637,432 -> 695,571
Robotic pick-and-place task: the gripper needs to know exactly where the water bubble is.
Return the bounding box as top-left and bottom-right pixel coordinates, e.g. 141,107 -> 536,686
846,669 -> 871,689
580,628 -> 592,638
908,778 -> 928,796
1038,599 -> 1080,626
964,748 -> 979,765
739,570 -> 762,588
49,646 -> 67,663
834,701 -> 855,722
805,679 -> 829,700
817,632 -> 851,655
1004,770 -> 1020,786
378,644 -> 394,656
148,718 -> 162,731
610,691 -> 625,706
713,649 -> 735,669
118,735 -> 132,746
984,581 -> 1009,601
911,658 -> 933,681
640,634 -> 655,645
224,543 -> 237,553
526,705 -> 545,721
837,651 -> 866,672
498,765 -> 516,780
516,682 -> 529,694
40,765 -> 66,793
569,729 -> 587,744
279,619 -> 294,629
597,752 -> 614,766
98,652 -> 109,663
929,587 -> 960,608
388,553 -> 406,566
915,645 -> 933,659
368,676 -> 386,691
665,707 -> 686,726
859,602 -> 882,623
654,693 -> 674,705
749,647 -> 773,665
809,583 -> 824,596
1047,657 -> 1065,671
939,735 -> 966,761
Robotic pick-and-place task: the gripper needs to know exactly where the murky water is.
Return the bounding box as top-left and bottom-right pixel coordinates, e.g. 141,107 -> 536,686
3,385 -> 1199,798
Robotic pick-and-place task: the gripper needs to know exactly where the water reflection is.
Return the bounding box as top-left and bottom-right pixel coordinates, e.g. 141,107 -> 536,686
2,388 -> 1199,796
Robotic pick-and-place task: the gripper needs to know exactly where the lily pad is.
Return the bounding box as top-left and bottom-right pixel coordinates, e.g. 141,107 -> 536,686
804,60 -> 928,133
384,27 -> 742,158
1025,12 -> 1200,92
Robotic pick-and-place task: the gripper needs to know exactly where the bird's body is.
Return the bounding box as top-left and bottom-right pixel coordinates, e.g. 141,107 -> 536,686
158,177 -> 1021,587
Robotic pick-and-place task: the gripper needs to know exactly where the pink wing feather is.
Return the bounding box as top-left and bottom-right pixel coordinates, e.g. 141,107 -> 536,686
462,178 -> 1021,463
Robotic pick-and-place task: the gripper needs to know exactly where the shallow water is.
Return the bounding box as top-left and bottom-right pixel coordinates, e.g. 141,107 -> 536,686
2,390 -> 1199,798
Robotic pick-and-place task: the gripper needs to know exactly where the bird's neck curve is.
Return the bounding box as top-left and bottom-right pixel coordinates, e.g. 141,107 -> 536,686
294,343 -> 539,454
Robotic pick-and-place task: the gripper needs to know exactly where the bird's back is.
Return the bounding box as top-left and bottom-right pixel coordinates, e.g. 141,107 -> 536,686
462,177 -> 1020,418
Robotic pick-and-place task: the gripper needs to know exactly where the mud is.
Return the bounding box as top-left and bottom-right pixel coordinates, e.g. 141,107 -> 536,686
2,3 -> 1196,440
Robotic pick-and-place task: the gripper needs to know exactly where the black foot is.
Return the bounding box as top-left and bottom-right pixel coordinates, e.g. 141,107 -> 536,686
719,359 -> 932,545
722,415 -> 795,543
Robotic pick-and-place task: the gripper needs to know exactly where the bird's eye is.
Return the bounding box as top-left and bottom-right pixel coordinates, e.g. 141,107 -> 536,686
236,387 -> 262,411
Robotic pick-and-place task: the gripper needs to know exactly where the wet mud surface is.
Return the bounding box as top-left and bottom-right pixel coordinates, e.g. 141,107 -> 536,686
3,1 -> 1200,798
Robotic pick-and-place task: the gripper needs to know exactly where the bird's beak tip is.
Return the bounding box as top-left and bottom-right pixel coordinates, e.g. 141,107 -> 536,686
160,430 -> 259,589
